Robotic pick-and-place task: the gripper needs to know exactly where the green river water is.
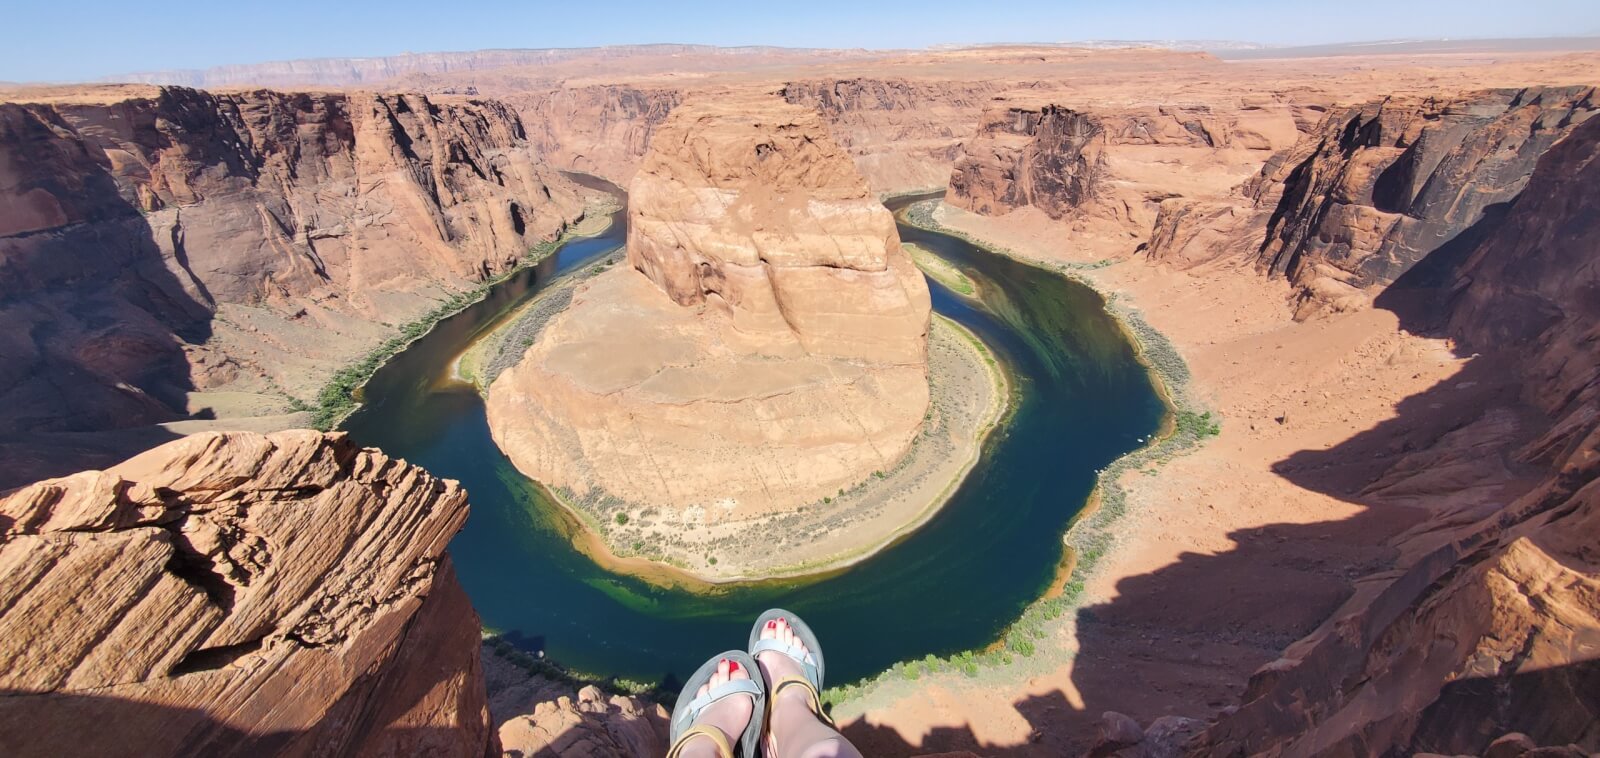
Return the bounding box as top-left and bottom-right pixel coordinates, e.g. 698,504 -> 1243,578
342,181 -> 1166,688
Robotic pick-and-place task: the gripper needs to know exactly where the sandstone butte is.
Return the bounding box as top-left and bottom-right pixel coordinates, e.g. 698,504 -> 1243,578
484,93 -> 933,574
0,85 -> 589,488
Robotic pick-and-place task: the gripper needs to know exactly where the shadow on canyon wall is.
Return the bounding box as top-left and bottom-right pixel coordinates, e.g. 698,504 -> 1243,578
0,119 -> 212,489
0,690 -> 473,757
828,245 -> 1590,756
825,352 -> 1583,756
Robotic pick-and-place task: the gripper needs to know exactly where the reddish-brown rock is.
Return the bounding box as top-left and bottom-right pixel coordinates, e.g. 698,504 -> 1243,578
1193,111 -> 1600,758
1146,86 -> 1598,318
0,430 -> 490,757
947,99 -> 1108,220
0,86 -> 587,486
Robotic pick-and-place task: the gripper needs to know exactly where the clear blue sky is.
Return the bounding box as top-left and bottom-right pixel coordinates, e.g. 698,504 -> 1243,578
6,0 -> 1598,82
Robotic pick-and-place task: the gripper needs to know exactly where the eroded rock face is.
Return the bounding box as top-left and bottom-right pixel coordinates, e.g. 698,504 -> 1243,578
510,85 -> 682,181
1147,86 -> 1598,318
0,430 -> 490,757
498,688 -> 668,758
0,86 -> 585,458
1193,113 -> 1600,758
626,95 -> 931,365
782,78 -> 1008,191
486,94 -> 930,541
947,100 -> 1107,219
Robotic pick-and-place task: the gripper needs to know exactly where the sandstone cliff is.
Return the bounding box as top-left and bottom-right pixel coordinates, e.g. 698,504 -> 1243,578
1146,86 -> 1598,318
0,430 -> 491,757
508,85 -> 681,182
782,78 -> 1008,191
485,94 -> 931,574
945,95 -> 1300,259
946,100 -> 1108,219
0,86 -> 585,485
1192,106 -> 1600,758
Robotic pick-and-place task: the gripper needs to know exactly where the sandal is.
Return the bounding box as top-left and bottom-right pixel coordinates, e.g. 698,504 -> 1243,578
747,608 -> 834,728
667,650 -> 766,757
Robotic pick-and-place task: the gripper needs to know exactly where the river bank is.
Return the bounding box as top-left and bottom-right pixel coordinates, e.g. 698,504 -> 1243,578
341,187 -> 1164,689
832,200 -> 1469,755
461,248 -> 1012,583
310,191 -> 621,430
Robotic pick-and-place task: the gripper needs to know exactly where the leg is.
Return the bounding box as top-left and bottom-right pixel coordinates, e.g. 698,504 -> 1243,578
755,618 -> 864,758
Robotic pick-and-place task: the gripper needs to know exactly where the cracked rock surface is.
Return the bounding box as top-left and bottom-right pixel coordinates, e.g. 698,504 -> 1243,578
0,430 -> 491,757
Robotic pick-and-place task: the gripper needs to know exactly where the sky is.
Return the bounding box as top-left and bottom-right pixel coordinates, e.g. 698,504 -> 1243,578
4,0 -> 1599,82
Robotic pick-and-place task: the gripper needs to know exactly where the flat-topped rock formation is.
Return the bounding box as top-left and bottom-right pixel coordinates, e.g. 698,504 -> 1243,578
0,86 -> 588,486
0,430 -> 490,756
486,94 -> 932,575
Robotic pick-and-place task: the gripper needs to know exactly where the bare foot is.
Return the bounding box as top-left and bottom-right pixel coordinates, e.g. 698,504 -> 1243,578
755,618 -> 821,742
678,657 -> 754,758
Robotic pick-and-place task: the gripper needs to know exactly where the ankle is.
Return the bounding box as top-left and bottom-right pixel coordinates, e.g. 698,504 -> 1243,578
679,731 -> 724,758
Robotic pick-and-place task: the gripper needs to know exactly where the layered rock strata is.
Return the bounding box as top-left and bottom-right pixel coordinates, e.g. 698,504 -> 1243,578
1146,86 -> 1598,317
508,86 -> 681,182
1194,107 -> 1600,758
782,78 -> 1009,191
0,86 -> 585,485
0,430 -> 490,757
947,101 -> 1108,219
486,95 -> 931,572
944,95 -> 1300,259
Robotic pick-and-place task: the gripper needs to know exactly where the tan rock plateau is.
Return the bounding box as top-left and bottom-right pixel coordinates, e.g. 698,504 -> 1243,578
0,430 -> 490,756
485,94 -> 935,576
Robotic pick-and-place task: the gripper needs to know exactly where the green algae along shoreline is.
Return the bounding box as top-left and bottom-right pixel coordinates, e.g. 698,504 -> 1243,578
448,243 -> 1014,587
822,195 -> 1216,710
340,185 -> 1176,692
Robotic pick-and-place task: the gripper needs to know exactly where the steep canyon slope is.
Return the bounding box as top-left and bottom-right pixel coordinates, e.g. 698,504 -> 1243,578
0,85 -> 587,486
1195,104 -> 1600,758
1146,86 -> 1598,318
850,77 -> 1600,757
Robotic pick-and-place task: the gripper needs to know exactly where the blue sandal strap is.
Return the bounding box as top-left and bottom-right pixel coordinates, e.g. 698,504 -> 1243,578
672,678 -> 763,732
749,638 -> 819,685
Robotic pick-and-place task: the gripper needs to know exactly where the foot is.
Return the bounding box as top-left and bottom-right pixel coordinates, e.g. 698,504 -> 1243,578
678,657 -> 755,758
755,618 -> 822,745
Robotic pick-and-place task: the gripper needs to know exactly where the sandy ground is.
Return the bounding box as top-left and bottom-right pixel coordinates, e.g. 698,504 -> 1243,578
830,203 -> 1473,755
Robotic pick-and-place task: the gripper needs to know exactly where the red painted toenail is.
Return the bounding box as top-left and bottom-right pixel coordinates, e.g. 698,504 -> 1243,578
729,660 -> 740,672
767,620 -> 776,629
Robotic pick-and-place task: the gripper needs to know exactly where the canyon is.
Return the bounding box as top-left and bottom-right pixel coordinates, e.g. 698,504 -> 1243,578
0,84 -> 593,488
2,40 -> 1599,757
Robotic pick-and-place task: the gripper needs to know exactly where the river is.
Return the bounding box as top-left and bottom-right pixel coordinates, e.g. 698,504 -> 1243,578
342,180 -> 1166,687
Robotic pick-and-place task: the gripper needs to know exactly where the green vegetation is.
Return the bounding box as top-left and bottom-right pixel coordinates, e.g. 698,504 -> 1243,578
820,195 -> 1223,710
615,513 -> 629,526
483,635 -> 659,701
904,242 -> 977,297
1176,410 -> 1221,439
307,233 -> 574,430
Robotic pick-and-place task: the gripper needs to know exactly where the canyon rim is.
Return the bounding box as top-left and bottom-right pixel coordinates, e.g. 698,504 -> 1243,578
2,19 -> 1600,758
